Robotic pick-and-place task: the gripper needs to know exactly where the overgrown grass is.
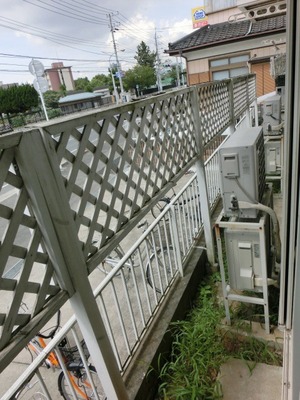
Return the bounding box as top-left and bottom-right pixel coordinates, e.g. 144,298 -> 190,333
233,285 -> 280,327
156,273 -> 282,400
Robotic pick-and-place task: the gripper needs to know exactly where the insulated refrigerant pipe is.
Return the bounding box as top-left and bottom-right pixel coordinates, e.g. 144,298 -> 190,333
238,201 -> 281,264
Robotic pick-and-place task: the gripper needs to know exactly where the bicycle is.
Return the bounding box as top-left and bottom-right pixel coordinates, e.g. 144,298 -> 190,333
151,187 -> 201,220
15,306 -> 104,400
100,219 -> 178,294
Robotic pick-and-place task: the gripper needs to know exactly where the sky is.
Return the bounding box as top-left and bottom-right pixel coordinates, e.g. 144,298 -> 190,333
0,0 -> 202,85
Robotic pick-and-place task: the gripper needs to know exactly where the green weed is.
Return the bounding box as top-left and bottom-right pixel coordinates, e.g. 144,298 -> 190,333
156,273 -> 282,400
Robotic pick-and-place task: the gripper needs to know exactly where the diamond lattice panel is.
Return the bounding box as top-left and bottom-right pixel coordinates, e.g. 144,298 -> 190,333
44,91 -> 198,257
0,147 -> 61,350
198,81 -> 231,146
233,75 -> 256,118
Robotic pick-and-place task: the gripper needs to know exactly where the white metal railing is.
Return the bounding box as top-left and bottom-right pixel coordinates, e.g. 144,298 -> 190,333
1,154 -> 218,399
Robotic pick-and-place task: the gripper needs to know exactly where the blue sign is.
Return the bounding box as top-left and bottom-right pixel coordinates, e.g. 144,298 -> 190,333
115,71 -> 124,78
194,9 -> 206,20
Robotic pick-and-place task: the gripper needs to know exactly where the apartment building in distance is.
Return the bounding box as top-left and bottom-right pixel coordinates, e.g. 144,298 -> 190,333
44,62 -> 75,92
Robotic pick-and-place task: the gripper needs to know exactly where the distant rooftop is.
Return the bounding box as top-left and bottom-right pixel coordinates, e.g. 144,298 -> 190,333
58,92 -> 102,104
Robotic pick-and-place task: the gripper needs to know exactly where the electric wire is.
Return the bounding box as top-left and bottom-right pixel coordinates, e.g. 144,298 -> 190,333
40,0 -> 109,22
0,17 -> 107,48
116,14 -> 154,43
22,0 -> 108,25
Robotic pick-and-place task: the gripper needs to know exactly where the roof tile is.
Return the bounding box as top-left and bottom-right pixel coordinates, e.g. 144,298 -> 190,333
168,15 -> 286,53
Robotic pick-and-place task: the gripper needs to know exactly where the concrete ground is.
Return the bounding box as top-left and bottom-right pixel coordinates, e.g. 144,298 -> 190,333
219,358 -> 282,400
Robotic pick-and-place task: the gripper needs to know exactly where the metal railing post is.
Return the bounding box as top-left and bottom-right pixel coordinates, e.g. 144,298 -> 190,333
170,205 -> 184,276
253,99 -> 259,127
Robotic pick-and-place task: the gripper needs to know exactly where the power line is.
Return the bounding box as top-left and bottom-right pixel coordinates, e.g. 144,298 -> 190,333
54,0 -> 114,14
22,0 -> 108,25
0,16 -> 105,47
0,52 -> 104,62
43,0 -> 109,21
116,14 -> 153,43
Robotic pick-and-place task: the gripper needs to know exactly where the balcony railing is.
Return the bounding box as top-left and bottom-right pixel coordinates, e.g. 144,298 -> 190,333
0,75 -> 256,399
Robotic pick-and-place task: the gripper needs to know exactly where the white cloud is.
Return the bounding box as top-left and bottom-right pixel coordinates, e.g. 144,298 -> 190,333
0,0 -> 196,84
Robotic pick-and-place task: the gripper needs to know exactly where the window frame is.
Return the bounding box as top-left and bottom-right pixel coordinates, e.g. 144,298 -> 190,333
209,53 -> 250,80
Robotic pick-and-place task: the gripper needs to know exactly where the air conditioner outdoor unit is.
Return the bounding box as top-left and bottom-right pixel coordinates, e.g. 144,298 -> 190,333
261,94 -> 281,134
218,126 -> 265,219
265,138 -> 282,175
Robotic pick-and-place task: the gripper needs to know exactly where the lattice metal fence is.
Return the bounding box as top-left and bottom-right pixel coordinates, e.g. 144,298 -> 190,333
197,80 -> 231,146
0,76 -> 256,371
233,74 -> 256,118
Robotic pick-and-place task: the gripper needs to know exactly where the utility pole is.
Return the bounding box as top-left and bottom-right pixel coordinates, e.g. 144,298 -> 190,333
108,13 -> 125,101
109,66 -> 119,104
176,57 -> 181,87
109,53 -> 120,104
155,30 -> 163,92
180,52 -> 185,86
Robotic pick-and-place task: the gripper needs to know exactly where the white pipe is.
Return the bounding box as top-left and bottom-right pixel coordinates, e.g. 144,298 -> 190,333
270,121 -> 285,131
238,200 -> 281,263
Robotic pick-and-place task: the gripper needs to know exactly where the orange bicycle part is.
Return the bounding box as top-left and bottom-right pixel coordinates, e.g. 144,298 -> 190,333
37,337 -> 60,367
68,371 -> 92,399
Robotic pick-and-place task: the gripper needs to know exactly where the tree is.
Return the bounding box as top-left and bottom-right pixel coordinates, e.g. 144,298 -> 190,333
164,65 -> 178,86
123,64 -> 156,91
43,90 -> 61,109
74,77 -> 92,92
134,41 -> 156,68
0,84 -> 38,116
90,74 -> 110,91
59,84 -> 67,97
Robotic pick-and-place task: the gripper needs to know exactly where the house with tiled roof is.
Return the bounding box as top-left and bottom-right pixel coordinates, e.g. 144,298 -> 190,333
167,0 -> 286,97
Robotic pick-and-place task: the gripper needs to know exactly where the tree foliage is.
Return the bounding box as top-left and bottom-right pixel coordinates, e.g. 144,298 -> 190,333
134,41 -> 156,68
90,74 -> 111,90
123,64 -> 156,91
165,65 -> 178,85
0,84 -> 38,115
74,75 -> 112,93
74,77 -> 92,92
43,90 -> 61,109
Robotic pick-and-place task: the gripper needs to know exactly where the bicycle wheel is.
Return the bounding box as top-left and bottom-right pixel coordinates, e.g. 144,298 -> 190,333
151,199 -> 170,219
151,188 -> 176,219
145,247 -> 177,293
58,365 -> 104,400
99,246 -> 132,281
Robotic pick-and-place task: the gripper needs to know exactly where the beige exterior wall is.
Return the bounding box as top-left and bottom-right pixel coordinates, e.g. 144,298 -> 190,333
250,44 -> 286,59
206,7 -> 240,24
188,59 -> 209,74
